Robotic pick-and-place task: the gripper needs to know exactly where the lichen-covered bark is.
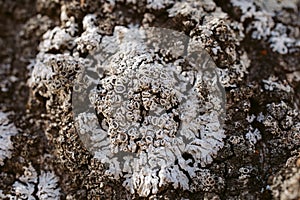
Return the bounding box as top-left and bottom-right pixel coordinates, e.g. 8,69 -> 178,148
0,0 -> 299,199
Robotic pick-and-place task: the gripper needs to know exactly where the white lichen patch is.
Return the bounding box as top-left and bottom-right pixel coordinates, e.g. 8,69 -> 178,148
254,0 -> 299,15
231,0 -> 300,54
37,171 -> 61,200
256,112 -> 265,123
73,26 -> 226,197
190,169 -> 224,192
246,114 -> 256,123
38,5 -> 78,53
8,163 -> 61,200
28,53 -> 55,87
38,23 -> 77,53
146,0 -> 174,10
0,190 -> 5,199
0,111 -> 18,166
245,126 -> 261,148
262,76 -> 293,92
28,52 -> 89,105
269,23 -> 299,54
168,0 -> 250,87
168,0 -> 222,23
75,14 -> 102,53
10,164 -> 37,200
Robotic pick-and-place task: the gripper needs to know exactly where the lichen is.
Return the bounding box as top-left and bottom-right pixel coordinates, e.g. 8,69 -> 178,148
0,190 -> 6,199
231,0 -> 300,54
7,0 -> 299,199
146,0 -> 174,10
168,0 -> 250,87
37,171 -> 61,200
75,14 -> 102,53
245,126 -> 261,148
271,153 -> 300,200
73,26 -> 226,197
38,5 -> 78,53
262,76 -> 293,92
0,111 -> 18,166
8,163 -> 61,200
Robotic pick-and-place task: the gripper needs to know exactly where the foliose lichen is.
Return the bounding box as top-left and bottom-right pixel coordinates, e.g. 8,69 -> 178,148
19,0 -> 300,199
168,0 -> 251,87
270,152 -> 300,200
8,163 -> 61,200
73,26 -> 226,196
231,0 -> 300,54
0,111 -> 18,166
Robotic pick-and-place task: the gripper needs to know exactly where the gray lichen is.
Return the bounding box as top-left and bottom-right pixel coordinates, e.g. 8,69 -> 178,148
0,111 -> 18,166
73,26 -> 226,196
231,0 -> 300,54
8,163 -> 61,200
1,0 -> 300,199
271,152 -> 300,200
168,0 -> 251,87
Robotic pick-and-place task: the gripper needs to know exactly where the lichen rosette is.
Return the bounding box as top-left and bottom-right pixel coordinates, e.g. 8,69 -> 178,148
73,26 -> 226,196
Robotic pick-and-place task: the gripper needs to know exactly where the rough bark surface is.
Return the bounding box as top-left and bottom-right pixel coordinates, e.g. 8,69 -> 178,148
0,0 -> 299,199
